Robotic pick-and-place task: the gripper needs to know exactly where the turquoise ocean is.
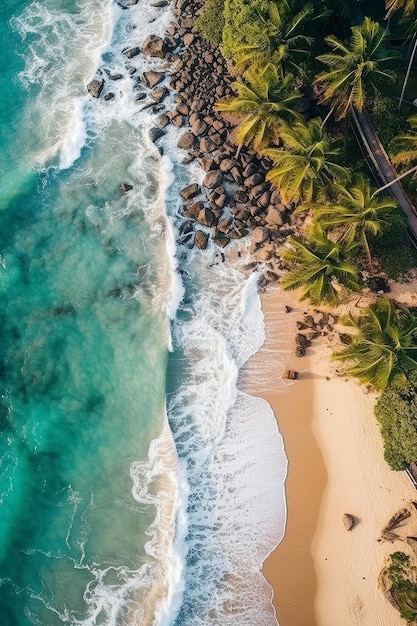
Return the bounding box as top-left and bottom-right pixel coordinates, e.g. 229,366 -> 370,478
0,1 -> 288,624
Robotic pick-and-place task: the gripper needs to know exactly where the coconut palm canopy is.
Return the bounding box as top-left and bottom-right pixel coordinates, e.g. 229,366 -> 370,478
214,63 -> 303,151
314,17 -> 398,120
385,0 -> 416,18
230,0 -> 315,76
333,297 -> 417,391
263,117 -> 350,205
312,174 -> 398,261
390,114 -> 417,172
279,223 -> 360,306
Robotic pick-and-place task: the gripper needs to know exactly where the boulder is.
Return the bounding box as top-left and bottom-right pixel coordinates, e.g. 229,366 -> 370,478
149,127 -> 165,143
295,346 -> 306,357
197,207 -> 216,227
104,92 -> 115,101
142,35 -> 166,59
285,305 -> 292,313
183,33 -> 195,46
245,172 -> 264,187
283,370 -> 298,380
180,183 -> 200,200
342,514 -> 355,531
143,70 -> 165,88
155,114 -> 170,129
199,156 -> 215,172
194,230 -> 209,250
214,234 -> 229,248
177,131 -> 196,150
251,227 -> 269,244
203,170 -> 223,189
295,334 -> 311,349
191,119 -> 208,136
87,79 -> 104,98
200,137 -> 217,153
217,216 -> 233,233
151,86 -> 168,102
264,206 -> 283,226
123,47 -> 140,59
183,201 -> 204,220
120,182 -> 133,193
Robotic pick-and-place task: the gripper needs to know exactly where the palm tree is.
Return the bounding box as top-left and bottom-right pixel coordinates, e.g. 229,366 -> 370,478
312,174 -> 399,262
333,297 -> 417,390
390,114 -> 417,178
214,63 -> 303,152
314,17 -> 398,120
385,0 -> 415,19
231,0 -> 316,78
279,224 -> 360,306
262,118 -> 350,205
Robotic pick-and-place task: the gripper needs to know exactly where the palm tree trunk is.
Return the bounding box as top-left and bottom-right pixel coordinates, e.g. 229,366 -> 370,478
399,34 -> 417,110
371,163 -> 417,198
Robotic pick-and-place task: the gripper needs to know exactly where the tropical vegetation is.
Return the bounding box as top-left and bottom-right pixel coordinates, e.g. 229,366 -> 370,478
386,552 -> 417,622
311,174 -> 399,262
279,224 -> 360,306
333,297 -> 417,391
262,118 -> 349,205
214,63 -> 303,151
314,17 -> 398,120
375,370 -> 417,469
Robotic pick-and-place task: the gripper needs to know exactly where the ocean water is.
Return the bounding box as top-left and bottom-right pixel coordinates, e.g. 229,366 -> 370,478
0,1 -> 288,624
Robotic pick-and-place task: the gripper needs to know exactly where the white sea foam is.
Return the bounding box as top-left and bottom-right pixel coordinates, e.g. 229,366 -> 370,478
167,254 -> 288,625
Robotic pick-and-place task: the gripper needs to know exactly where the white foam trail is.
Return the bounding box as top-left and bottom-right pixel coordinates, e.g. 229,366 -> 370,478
167,255 -> 288,625
12,0 -> 117,169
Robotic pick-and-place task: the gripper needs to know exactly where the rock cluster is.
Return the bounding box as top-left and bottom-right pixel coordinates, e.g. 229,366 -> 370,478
86,0 -> 303,279
293,310 -> 338,357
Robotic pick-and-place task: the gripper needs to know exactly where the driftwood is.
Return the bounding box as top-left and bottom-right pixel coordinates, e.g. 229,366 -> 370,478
381,508 -> 411,541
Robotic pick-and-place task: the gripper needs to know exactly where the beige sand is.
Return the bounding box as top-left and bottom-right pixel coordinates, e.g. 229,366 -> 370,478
249,286 -> 417,626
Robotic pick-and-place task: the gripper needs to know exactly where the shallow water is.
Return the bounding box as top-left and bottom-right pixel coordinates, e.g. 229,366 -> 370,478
0,1 -> 288,624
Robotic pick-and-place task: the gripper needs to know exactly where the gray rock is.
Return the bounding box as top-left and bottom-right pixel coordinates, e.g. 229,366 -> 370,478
120,182 -> 133,193
149,127 -> 165,143
283,370 -> 298,380
143,71 -> 165,88
251,227 -> 269,244
142,35 -> 166,59
194,230 -> 209,250
104,92 -> 115,101
87,79 -> 104,98
342,514 -> 355,531
177,131 -> 195,150
203,170 -> 223,189
197,207 -> 216,227
123,47 -> 140,59
180,183 -> 200,200
151,86 -> 168,103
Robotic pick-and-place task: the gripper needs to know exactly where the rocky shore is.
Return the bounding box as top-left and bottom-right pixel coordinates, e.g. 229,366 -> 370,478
87,0 -> 309,290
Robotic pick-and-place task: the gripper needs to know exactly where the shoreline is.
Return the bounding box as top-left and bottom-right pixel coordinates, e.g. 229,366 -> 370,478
256,286 -> 417,626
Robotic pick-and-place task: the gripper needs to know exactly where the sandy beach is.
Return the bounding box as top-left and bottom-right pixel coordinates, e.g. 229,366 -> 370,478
250,286 -> 417,626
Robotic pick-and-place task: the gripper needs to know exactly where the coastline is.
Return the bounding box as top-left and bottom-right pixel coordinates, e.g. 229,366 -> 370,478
256,286 -> 417,626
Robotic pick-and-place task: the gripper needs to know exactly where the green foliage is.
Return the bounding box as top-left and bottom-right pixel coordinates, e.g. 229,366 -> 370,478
214,63 -> 303,151
311,173 -> 399,261
222,0 -> 321,78
369,210 -> 417,280
333,297 -> 417,391
368,94 -> 411,149
314,17 -> 399,119
387,551 -> 417,623
263,118 -> 350,205
375,370 -> 417,469
194,0 -> 225,45
279,223 -> 360,306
